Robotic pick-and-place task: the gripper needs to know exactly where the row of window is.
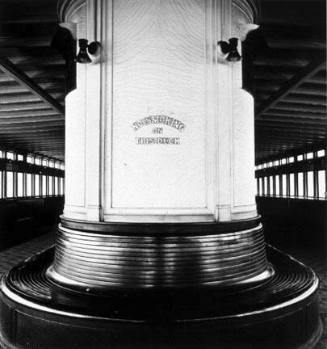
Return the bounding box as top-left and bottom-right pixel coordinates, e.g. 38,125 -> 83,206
0,172 -> 64,199
256,147 -> 326,199
257,170 -> 326,199
0,151 -> 65,199
0,151 -> 65,170
256,149 -> 325,170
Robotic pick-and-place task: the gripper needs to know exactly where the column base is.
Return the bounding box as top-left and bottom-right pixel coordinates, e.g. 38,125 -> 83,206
47,217 -> 273,290
0,246 -> 321,349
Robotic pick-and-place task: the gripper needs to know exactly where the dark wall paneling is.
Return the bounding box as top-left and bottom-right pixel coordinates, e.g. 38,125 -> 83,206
0,197 -> 64,251
257,196 -> 327,249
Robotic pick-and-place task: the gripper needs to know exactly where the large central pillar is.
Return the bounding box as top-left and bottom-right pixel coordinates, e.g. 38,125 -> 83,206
0,1 -> 321,348
48,0 -> 273,291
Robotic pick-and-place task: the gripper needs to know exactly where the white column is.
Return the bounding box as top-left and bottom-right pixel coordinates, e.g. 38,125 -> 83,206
62,0 -> 259,224
50,0 -> 271,292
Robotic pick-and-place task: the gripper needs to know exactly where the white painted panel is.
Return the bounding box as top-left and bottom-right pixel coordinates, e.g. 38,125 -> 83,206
109,0 -> 207,209
232,89 -> 256,209
64,89 -> 86,209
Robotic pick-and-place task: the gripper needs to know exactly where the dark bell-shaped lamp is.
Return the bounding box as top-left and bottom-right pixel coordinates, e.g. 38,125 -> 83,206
217,37 -> 241,62
76,39 -> 101,64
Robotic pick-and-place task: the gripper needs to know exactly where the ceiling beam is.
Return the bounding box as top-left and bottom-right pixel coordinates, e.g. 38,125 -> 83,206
256,58 -> 326,118
0,57 -> 64,115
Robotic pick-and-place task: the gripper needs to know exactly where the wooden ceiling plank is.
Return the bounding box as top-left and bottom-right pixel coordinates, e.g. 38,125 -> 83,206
0,95 -> 48,104
0,133 -> 63,138
0,57 -> 64,115
256,127 -> 325,135
0,70 -> 65,81
0,137 -> 63,141
256,137 -> 322,145
293,87 -> 326,97
257,118 -> 327,126
0,125 -> 64,131
257,134 -> 326,140
0,118 -> 64,124
306,78 -> 327,85
261,23 -> 326,50
0,37 -> 52,48
256,133 -> 326,139
254,66 -> 299,80
266,38 -> 325,50
282,95 -> 327,106
260,110 -> 326,119
0,123 -> 64,130
272,103 -> 327,114
256,126 -> 326,133
0,102 -> 49,112
254,57 -> 309,68
256,59 -> 327,117
0,87 -> 63,96
0,110 -> 60,118
0,82 -> 64,94
0,91 -> 63,100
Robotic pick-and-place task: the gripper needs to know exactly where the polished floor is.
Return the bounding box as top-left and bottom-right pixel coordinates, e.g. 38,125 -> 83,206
0,229 -> 325,348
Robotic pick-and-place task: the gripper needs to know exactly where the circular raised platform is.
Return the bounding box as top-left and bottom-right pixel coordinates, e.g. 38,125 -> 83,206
0,245 -> 321,349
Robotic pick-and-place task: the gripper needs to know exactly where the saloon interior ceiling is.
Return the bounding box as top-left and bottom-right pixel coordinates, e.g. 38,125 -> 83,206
0,0 -> 325,162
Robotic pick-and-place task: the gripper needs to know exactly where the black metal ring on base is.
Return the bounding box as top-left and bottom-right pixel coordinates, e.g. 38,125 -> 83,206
0,245 -> 321,349
47,225 -> 272,290
47,217 -> 273,291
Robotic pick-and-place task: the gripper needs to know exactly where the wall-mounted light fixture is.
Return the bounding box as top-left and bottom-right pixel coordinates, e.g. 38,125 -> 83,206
217,38 -> 241,62
76,39 -> 101,64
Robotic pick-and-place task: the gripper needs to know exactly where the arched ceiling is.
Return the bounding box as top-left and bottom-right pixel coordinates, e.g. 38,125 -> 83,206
0,0 -> 325,163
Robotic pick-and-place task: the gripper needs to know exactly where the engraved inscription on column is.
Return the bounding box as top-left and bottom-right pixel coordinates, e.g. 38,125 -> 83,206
133,114 -> 185,145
